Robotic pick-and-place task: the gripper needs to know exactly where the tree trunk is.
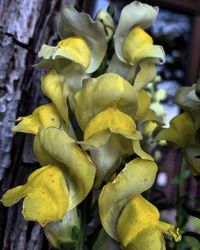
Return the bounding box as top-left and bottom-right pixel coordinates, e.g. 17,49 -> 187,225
0,0 -> 81,249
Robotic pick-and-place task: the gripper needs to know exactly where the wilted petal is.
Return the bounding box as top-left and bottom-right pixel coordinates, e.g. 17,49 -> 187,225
99,158 -> 158,240
13,103 -> 62,135
41,70 -> 69,127
58,5 -> 107,73
1,165 -> 69,226
114,1 -> 158,62
156,112 -> 195,147
75,73 -> 138,130
39,127 -> 96,210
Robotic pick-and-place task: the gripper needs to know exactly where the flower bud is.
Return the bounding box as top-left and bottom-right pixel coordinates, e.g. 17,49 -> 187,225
95,9 -> 115,41
44,209 -> 81,249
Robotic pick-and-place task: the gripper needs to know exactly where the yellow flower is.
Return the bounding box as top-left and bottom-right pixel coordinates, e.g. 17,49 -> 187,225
13,103 -> 63,134
38,5 -> 107,76
74,73 -> 138,131
1,165 -> 69,226
99,157 -> 158,240
38,36 -> 91,72
156,111 -> 200,176
58,5 -> 107,74
108,1 -> 165,90
117,195 -> 181,250
2,127 -> 96,225
80,108 -> 153,187
135,90 -> 158,122
156,112 -> 195,147
35,127 -> 96,210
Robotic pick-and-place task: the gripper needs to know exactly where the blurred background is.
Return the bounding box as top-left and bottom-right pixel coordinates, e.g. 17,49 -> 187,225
0,0 -> 200,249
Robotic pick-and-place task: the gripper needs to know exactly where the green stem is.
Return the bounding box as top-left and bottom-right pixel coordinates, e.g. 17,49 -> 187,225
76,205 -> 86,250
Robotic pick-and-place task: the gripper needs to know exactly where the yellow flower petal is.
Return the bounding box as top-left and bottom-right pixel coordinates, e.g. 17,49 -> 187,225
133,60 -> 157,91
117,195 -> 159,247
99,158 -> 158,240
123,26 -> 153,64
117,195 -> 181,249
125,227 -> 166,250
132,141 -> 153,161
33,133 -> 55,165
39,127 -> 96,210
57,36 -> 91,70
58,5 -> 107,73
13,103 -> 62,135
135,90 -> 151,121
84,108 -> 141,141
156,112 -> 195,147
1,165 -> 69,226
41,70 -> 69,127
79,108 -> 143,188
75,73 -> 138,130
114,1 -> 158,63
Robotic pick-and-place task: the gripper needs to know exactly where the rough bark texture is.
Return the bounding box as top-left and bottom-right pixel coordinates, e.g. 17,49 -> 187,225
0,0 -> 80,249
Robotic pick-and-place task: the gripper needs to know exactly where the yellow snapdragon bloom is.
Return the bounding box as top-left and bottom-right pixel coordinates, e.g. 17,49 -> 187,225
80,108 -> 153,187
1,165 -> 69,226
99,157 -> 158,239
108,1 -> 165,90
75,73 -> 138,131
156,112 -> 195,147
118,195 -> 181,249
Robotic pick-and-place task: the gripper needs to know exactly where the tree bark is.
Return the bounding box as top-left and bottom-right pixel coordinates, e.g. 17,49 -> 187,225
0,0 -> 79,249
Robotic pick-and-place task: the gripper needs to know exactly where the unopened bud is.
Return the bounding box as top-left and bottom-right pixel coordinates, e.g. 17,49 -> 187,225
44,209 -> 80,249
95,9 -> 115,41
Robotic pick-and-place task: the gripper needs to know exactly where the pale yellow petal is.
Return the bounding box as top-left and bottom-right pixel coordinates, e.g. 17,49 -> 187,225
41,70 -> 69,127
99,158 -> 158,240
114,1 -> 158,62
56,36 -> 91,70
58,5 -> 107,73
39,127 -> 96,210
156,112 -> 195,147
132,141 -> 153,161
134,60 -> 157,91
84,108 -> 141,141
13,103 -> 62,135
75,73 -> 138,130
135,90 -> 151,120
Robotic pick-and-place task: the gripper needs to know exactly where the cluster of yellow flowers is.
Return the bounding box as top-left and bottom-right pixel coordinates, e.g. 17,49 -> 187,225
1,1 -> 182,249
156,81 -> 200,177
